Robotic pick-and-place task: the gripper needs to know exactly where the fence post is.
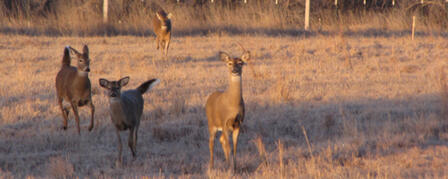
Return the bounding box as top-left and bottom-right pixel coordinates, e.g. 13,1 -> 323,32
304,0 -> 310,30
103,0 -> 108,23
412,16 -> 416,40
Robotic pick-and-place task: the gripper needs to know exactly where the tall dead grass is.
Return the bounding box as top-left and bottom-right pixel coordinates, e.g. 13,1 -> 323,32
0,0 -> 447,36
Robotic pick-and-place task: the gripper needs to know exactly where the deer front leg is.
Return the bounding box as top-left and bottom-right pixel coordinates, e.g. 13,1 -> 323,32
88,100 -> 95,131
219,131 -> 231,167
164,39 -> 170,56
128,128 -> 136,157
209,128 -> 217,169
232,128 -> 240,170
116,129 -> 123,167
57,97 -> 69,130
70,101 -> 80,135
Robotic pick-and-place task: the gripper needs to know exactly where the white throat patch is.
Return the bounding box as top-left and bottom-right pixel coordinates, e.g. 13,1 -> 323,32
109,97 -> 121,104
231,75 -> 241,82
78,71 -> 88,76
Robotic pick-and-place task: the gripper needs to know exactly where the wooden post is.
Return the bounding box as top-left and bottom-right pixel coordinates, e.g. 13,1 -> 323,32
363,0 -> 366,5
304,0 -> 310,30
275,0 -> 278,5
244,0 -> 247,4
334,0 -> 337,6
421,0 -> 424,4
392,0 -> 395,6
412,16 -> 416,40
211,0 -> 213,3
103,0 -> 108,23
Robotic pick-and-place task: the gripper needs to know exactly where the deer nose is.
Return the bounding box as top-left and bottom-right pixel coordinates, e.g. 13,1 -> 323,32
85,68 -> 90,72
110,93 -> 117,97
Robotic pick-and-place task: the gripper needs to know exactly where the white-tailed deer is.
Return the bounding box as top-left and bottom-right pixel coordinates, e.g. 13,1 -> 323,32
152,9 -> 172,56
205,48 -> 250,169
55,45 -> 94,134
99,77 -> 159,165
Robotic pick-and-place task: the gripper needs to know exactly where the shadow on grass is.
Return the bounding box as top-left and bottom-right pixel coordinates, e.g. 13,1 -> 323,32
1,24 -> 448,39
0,93 -> 447,176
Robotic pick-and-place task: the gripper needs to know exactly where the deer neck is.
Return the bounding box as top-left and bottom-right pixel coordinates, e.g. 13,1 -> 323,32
225,74 -> 243,105
109,97 -> 125,115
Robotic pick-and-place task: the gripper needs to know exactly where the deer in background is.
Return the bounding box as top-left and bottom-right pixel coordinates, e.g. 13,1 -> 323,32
205,47 -> 251,170
152,9 -> 172,56
99,77 -> 160,165
55,45 -> 95,134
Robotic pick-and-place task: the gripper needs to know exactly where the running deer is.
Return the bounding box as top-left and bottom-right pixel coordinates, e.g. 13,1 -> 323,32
152,9 -> 172,56
55,45 -> 94,134
99,77 -> 160,165
205,48 -> 251,169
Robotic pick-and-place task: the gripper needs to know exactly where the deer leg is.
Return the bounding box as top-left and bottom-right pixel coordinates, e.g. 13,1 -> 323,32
219,131 -> 231,167
57,97 -> 69,130
209,128 -> 217,169
232,128 -> 240,170
88,100 -> 95,131
116,129 -> 123,166
70,102 -> 80,135
128,128 -> 136,157
156,36 -> 160,49
164,39 -> 170,56
133,125 -> 138,156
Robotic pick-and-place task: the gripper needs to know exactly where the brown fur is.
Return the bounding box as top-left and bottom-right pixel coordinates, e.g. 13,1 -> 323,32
152,9 -> 172,56
55,45 -> 94,134
205,50 -> 250,169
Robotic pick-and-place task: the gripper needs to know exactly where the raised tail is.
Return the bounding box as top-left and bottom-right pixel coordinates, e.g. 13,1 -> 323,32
62,46 -> 71,66
137,79 -> 160,94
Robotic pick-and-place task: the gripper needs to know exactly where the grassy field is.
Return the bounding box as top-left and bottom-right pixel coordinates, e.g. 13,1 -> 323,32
0,33 -> 448,178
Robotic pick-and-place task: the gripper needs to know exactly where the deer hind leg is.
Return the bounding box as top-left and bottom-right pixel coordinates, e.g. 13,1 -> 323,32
232,128 -> 240,170
116,129 -> 123,166
209,128 -> 217,169
156,36 -> 160,49
128,127 -> 136,157
70,101 -> 80,135
219,131 -> 231,167
57,97 -> 69,130
88,100 -> 95,131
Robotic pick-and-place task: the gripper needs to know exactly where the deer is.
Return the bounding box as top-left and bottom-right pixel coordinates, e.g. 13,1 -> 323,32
205,46 -> 251,170
99,77 -> 160,165
55,45 -> 95,135
152,9 -> 172,56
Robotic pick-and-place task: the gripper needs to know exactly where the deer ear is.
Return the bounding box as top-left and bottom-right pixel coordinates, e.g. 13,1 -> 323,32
241,51 -> 250,63
99,79 -> 110,89
219,51 -> 231,62
119,76 -> 130,87
69,47 -> 82,58
156,12 -> 162,20
83,45 -> 89,56
167,13 -> 173,19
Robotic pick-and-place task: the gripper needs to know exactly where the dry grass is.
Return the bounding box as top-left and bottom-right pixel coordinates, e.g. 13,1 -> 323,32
0,0 -> 447,36
0,34 -> 448,178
